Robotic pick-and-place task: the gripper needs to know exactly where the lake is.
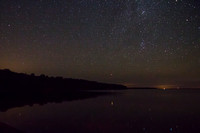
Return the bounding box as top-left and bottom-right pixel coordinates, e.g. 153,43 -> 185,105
0,89 -> 200,133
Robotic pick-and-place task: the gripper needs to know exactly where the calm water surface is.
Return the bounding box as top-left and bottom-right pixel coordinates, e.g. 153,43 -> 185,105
0,89 -> 200,133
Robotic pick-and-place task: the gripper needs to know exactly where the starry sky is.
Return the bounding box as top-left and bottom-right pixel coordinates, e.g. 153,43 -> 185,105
0,0 -> 200,88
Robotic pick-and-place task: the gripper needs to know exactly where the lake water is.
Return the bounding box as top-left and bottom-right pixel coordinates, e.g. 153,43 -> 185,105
0,89 -> 200,133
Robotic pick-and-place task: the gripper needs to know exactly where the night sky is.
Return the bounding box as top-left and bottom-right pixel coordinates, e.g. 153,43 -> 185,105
0,0 -> 200,88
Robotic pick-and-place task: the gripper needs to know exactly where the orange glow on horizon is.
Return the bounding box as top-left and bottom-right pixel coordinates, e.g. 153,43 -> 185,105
156,85 -> 179,89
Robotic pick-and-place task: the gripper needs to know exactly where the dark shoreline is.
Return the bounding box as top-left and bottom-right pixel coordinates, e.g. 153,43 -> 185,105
0,69 -> 126,112
0,69 -> 127,92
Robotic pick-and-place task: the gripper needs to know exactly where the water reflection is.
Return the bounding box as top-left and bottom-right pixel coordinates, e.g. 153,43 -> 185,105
0,89 -> 200,133
0,122 -> 23,133
0,90 -> 112,112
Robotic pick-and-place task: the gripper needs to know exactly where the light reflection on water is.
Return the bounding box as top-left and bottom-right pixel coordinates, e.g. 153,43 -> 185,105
0,89 -> 200,133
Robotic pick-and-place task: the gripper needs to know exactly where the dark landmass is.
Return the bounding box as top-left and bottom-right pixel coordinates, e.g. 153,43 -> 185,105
0,69 -> 126,93
0,69 -> 125,111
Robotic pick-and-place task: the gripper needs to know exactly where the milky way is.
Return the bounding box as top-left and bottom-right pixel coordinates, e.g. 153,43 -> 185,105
0,0 -> 200,87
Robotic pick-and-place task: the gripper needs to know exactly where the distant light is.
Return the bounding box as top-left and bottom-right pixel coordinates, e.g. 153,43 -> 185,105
110,101 -> 114,106
170,128 -> 173,131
